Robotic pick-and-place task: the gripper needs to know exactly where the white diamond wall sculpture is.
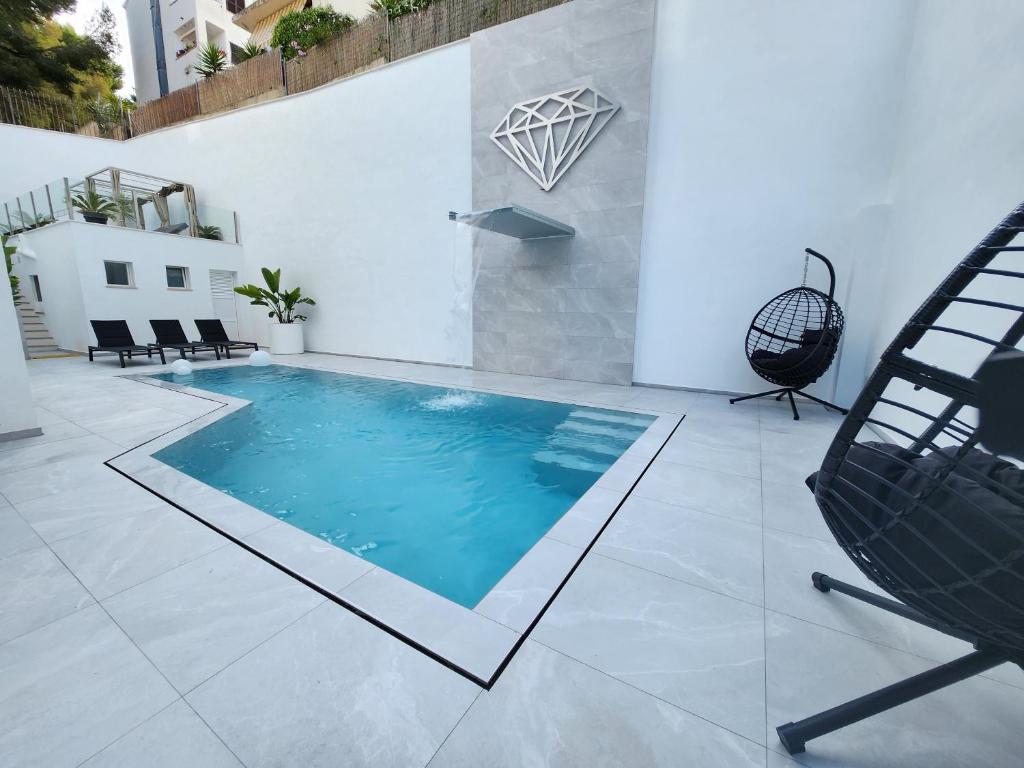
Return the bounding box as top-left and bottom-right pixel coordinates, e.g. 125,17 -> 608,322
490,86 -> 621,192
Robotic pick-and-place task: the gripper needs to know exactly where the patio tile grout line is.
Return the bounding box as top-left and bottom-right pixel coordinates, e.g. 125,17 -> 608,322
422,689 -> 485,767
531,636 -> 770,750
70,698 -> 185,768
758,401 -> 771,752
177,597 -> 328,698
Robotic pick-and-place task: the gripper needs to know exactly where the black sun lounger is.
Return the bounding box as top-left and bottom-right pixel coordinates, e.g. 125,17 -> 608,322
149,319 -> 221,360
89,320 -> 166,368
194,319 -> 259,359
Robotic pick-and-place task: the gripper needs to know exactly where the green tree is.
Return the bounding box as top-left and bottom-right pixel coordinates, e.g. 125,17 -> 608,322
0,0 -> 122,95
271,7 -> 354,61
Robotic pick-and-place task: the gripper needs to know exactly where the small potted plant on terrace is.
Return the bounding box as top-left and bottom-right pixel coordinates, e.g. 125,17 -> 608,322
71,190 -> 119,224
197,223 -> 222,240
234,268 -> 315,354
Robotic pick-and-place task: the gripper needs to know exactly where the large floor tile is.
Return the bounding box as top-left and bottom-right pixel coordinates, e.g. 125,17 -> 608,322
535,554 -> 766,742
660,440 -> 762,479
49,506 -> 229,600
763,528 -> 970,663
633,459 -> 762,525
0,605 -> 178,768
103,545 -> 324,692
0,420 -> 90,453
596,495 -> 764,604
429,640 -> 766,768
0,434 -> 117,475
80,700 -> 242,768
0,503 -> 44,560
759,430 -> 832,488
0,455 -> 113,505
762,528 -> 1024,690
761,479 -> 832,542
765,611 -> 1024,767
0,546 -> 93,643
14,479 -> 171,542
187,602 -> 480,768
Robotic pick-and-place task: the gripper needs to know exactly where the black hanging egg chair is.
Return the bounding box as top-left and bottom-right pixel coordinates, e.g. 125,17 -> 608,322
776,201 -> 1024,755
730,248 -> 848,419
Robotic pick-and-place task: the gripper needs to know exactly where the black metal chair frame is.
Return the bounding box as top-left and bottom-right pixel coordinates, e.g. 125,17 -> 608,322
731,249 -> 848,420
88,320 -> 166,368
193,318 -> 259,359
777,203 -> 1024,755
148,319 -> 221,360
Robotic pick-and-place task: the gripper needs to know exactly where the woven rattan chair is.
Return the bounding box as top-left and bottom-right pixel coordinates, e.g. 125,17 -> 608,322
731,249 -> 847,420
777,202 -> 1024,754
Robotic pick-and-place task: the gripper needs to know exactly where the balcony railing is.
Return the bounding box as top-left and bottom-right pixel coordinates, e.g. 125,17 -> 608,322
1,168 -> 240,244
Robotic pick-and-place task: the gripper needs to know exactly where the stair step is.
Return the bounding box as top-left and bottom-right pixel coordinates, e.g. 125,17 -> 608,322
532,449 -> 612,474
555,419 -> 645,440
549,433 -> 624,457
568,409 -> 653,428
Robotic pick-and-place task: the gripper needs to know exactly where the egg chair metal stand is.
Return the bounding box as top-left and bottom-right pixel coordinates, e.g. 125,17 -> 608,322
730,248 -> 847,420
776,201 -> 1024,755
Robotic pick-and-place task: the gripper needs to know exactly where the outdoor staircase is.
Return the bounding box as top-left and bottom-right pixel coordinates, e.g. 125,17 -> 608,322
532,410 -> 652,488
15,302 -> 66,359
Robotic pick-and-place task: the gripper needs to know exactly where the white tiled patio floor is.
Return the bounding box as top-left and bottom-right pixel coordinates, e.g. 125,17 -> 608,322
1,354 -> 1022,768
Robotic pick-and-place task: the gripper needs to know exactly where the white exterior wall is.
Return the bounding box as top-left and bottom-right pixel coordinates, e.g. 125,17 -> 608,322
0,261 -> 38,440
3,3 -> 1024,392
867,0 -> 1024,368
122,42 -> 474,365
633,0 -> 917,398
12,222 -> 244,353
0,43 -> 472,366
9,225 -> 89,353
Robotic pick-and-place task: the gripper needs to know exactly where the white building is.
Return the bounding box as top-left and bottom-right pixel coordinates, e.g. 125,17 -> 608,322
124,0 -> 253,103
231,0 -> 372,48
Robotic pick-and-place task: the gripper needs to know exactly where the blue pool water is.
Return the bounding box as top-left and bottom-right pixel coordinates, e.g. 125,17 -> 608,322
153,366 -> 654,607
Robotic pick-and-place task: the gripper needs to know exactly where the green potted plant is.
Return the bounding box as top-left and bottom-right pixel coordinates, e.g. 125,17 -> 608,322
234,268 -> 315,354
197,223 -> 222,241
71,190 -> 118,224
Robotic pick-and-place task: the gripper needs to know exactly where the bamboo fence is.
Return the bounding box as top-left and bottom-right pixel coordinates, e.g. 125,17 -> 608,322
10,0 -> 573,138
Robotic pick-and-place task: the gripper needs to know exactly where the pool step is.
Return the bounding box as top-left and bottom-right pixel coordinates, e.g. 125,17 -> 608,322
568,409 -> 653,428
532,449 -> 612,474
555,418 -> 646,441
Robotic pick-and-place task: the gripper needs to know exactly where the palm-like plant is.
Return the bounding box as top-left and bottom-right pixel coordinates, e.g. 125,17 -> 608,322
197,223 -> 222,240
234,41 -> 266,63
235,268 -> 315,323
71,190 -> 119,221
195,42 -> 228,78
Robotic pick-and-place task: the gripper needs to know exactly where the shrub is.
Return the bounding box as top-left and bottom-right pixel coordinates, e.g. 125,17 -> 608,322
371,0 -> 432,18
271,7 -> 355,61
195,42 -> 227,77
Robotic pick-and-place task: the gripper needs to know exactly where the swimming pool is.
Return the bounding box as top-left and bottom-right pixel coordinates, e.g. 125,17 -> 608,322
152,365 -> 655,607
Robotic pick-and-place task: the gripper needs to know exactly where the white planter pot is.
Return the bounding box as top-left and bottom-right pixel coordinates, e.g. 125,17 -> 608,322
269,323 -> 304,355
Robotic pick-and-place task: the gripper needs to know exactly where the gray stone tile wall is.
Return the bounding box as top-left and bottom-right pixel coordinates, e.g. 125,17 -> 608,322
470,0 -> 656,384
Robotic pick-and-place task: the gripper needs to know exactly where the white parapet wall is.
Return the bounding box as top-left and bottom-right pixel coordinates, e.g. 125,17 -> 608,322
12,221 -> 245,354
0,269 -> 39,441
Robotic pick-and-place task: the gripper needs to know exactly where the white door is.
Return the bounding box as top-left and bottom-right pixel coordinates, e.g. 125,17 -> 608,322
209,270 -> 239,339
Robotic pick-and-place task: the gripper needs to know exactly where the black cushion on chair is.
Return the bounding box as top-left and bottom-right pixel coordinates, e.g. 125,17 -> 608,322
808,441 -> 1024,643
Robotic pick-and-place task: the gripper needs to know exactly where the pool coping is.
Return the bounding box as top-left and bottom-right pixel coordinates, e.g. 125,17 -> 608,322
105,360 -> 682,688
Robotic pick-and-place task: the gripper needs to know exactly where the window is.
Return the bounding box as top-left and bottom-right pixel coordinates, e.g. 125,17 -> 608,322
227,0 -> 245,14
30,275 -> 42,302
166,265 -> 190,289
104,261 -> 133,287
